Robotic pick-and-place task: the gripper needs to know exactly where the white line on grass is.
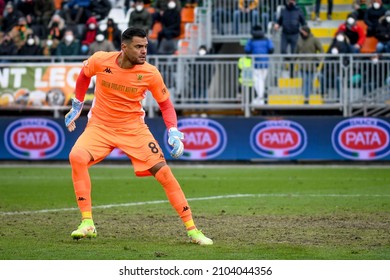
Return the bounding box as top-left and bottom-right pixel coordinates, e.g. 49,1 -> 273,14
1,193 -> 388,216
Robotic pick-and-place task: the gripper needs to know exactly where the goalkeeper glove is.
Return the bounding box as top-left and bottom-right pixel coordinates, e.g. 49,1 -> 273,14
168,127 -> 184,158
64,98 -> 84,132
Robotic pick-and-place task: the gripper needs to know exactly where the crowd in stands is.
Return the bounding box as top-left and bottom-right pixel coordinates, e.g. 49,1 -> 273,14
228,0 -> 390,104
1,1 -> 389,57
1,0 -> 390,108
0,0 -> 200,57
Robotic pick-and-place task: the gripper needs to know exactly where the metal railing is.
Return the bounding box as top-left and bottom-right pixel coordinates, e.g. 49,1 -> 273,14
1,53 -> 390,117
207,0 -> 286,42
148,53 -> 390,117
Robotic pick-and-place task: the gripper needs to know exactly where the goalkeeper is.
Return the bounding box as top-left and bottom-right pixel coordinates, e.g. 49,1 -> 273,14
64,27 -> 212,245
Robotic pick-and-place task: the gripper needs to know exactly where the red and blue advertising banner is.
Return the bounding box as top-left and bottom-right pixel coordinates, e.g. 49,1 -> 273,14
0,116 -> 390,161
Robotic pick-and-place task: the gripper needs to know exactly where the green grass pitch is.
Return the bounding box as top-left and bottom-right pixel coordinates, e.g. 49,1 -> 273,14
0,164 -> 389,260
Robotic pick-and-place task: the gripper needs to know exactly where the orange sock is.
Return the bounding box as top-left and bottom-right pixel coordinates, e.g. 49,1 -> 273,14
69,147 -> 92,218
155,165 -> 194,228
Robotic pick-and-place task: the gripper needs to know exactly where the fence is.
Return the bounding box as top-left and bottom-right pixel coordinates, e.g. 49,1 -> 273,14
150,53 -> 390,117
1,53 -> 390,117
208,0 -> 286,42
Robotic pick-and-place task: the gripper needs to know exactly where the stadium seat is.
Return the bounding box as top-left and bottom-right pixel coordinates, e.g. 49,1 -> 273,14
147,7 -> 155,14
178,7 -> 195,40
185,23 -> 198,39
149,7 -> 194,41
107,8 -> 126,24
178,23 -> 186,39
54,0 -> 63,10
312,10 -> 350,20
176,39 -> 191,55
357,20 -> 368,32
269,77 -> 323,105
311,27 -> 338,38
360,37 -> 378,53
278,78 -> 302,88
181,7 -> 195,23
268,94 -> 323,105
149,22 -> 162,40
355,20 -> 377,53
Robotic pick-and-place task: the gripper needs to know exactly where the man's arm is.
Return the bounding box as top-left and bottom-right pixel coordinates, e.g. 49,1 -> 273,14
64,68 -> 91,132
158,98 -> 184,158
158,98 -> 177,129
356,25 -> 366,46
74,67 -> 90,101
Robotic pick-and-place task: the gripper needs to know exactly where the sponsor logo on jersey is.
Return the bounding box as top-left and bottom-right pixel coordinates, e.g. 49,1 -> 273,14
331,118 -> 390,160
165,118 -> 227,160
103,67 -> 113,74
4,118 -> 65,159
250,120 -> 307,158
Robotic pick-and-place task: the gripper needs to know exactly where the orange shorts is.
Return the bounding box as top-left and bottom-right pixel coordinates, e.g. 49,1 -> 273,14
73,120 -> 166,177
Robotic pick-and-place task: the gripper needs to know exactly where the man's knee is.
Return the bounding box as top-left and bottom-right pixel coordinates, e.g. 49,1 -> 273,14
69,147 -> 92,166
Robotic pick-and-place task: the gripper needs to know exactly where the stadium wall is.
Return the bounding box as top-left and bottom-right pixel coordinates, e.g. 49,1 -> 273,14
1,116 -> 390,162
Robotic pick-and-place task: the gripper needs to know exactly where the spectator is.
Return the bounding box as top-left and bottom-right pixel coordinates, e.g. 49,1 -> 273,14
364,0 -> 387,37
374,10 -> 390,53
124,0 -> 153,14
152,0 -> 181,28
124,0 -> 132,15
0,33 -> 18,56
320,31 -> 352,100
274,0 -> 306,55
212,0 -> 235,35
34,0 -> 56,27
238,55 -> 255,104
353,0 -> 368,20
90,0 -> 112,21
87,33 -> 116,54
54,0 -> 64,10
43,13 -> 66,55
55,29 -> 81,56
80,16 -> 98,54
244,25 -> 274,105
233,0 -> 259,34
129,0 -> 153,34
335,13 -> 366,53
2,1 -> 25,33
18,33 -> 43,56
7,16 -> 34,51
258,0 -> 275,32
16,0 -> 36,26
103,17 -> 122,50
190,45 -> 212,105
314,0 -> 333,21
0,0 -> 5,29
357,54 -> 389,95
63,0 -> 92,25
47,13 -> 66,41
184,0 -> 198,7
295,25 -> 324,104
328,31 -> 353,55
28,0 -> 56,39
157,0 -> 181,53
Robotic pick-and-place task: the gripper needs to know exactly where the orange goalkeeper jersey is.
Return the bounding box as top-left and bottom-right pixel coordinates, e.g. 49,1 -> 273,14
82,51 -> 170,127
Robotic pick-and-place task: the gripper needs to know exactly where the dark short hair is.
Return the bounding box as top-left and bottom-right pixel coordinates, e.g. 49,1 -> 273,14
121,27 -> 147,43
